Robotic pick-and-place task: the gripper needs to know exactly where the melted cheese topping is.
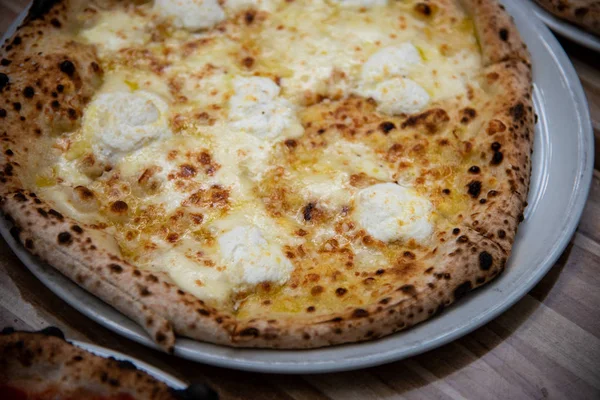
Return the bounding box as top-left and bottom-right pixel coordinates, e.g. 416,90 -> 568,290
35,0 -> 485,309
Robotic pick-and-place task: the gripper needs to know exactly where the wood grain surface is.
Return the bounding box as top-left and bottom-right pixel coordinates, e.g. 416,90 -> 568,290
1,2 -> 599,399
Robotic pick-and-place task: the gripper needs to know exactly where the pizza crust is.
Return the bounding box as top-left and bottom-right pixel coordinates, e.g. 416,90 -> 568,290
0,0 -> 534,349
0,327 -> 216,399
534,0 -> 600,35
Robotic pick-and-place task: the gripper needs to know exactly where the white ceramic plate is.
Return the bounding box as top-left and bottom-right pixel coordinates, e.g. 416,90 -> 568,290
70,340 -> 187,390
527,0 -> 600,52
0,0 -> 594,373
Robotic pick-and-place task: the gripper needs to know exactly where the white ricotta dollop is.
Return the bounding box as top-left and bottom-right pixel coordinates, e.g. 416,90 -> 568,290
83,91 -> 171,164
229,77 -> 303,140
361,44 -> 422,83
356,43 -> 430,115
331,0 -> 388,7
360,77 -> 430,115
154,0 -> 225,31
218,225 -> 294,288
354,183 -> 433,243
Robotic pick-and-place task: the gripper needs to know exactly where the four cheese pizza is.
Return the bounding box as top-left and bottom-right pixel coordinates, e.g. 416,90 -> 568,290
0,0 -> 534,350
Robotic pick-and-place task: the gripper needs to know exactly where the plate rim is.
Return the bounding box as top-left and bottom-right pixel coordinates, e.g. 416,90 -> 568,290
0,0 -> 594,374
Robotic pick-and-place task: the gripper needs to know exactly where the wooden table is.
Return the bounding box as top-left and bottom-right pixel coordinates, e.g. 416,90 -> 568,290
1,2 -> 599,399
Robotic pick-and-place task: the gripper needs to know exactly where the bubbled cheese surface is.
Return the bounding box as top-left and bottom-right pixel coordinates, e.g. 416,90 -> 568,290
36,0 -> 485,310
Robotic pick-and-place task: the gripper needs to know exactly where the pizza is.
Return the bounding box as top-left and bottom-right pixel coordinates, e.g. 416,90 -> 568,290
0,327 -> 217,399
534,0 -> 600,35
0,0 -> 534,350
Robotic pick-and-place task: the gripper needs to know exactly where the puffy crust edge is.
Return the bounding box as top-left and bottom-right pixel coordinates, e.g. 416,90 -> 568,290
458,0 -> 531,66
0,0 -> 534,349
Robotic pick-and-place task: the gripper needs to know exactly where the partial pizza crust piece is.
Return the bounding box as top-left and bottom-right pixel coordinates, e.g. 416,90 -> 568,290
0,328 -> 216,399
534,0 -> 600,35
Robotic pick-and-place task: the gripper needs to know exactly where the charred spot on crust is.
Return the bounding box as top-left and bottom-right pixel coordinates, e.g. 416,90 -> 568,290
0,109 -> 6,118
491,142 -> 502,151
0,73 -> 9,91
509,103 -> 525,121
398,284 -> 416,295
115,359 -> 136,370
196,308 -> 210,316
479,251 -> 493,270
245,10 -> 256,24
335,287 -> 347,296
37,208 -> 48,218
499,28 -> 509,41
454,281 -> 472,300
457,235 -> 469,243
13,102 -> 21,111
467,181 -> 482,198
25,239 -> 33,249
239,327 -> 259,337
71,225 -> 83,234
284,139 -> 297,148
48,209 -> 63,220
0,59 -> 11,66
379,121 -> 396,134
139,286 -> 151,296
575,7 -> 589,18
14,192 -> 28,202
109,264 -> 123,273
57,232 -> 72,245
452,228 -> 460,235
469,166 -> 480,174
352,308 -> 369,318
491,151 -> 504,165
497,229 -> 506,239
23,86 -> 35,98
306,306 -> 315,312
9,226 -> 21,241
59,60 -> 76,76
155,332 -> 167,343
460,107 -> 477,124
